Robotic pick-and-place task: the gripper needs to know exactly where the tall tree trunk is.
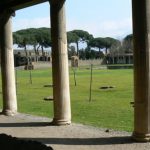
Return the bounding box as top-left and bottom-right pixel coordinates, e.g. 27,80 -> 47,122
105,47 -> 108,54
37,45 -> 40,53
41,45 -> 44,56
41,45 -> 45,61
24,45 -> 28,57
36,45 -> 40,62
76,41 -> 79,57
105,47 -> 108,64
33,45 -> 37,62
98,47 -> 101,58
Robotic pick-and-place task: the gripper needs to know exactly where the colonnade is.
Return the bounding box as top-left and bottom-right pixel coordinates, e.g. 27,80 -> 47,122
0,0 -> 71,125
0,0 -> 150,141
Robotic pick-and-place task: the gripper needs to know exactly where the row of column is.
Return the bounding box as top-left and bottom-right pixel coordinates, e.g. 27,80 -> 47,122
0,0 -> 150,142
0,0 -> 71,125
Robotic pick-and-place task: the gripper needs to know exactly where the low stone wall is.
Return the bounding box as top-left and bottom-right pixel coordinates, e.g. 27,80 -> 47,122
107,65 -> 133,69
68,59 -> 103,67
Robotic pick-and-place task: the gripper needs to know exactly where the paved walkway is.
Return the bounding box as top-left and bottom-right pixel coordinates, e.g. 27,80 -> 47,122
0,113 -> 150,150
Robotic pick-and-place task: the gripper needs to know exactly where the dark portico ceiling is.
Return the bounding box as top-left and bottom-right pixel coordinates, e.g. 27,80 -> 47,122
0,0 -> 48,12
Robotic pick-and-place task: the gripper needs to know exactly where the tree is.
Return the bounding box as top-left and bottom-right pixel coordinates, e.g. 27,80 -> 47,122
67,31 -> 79,45
35,28 -> 51,56
67,31 -> 80,56
89,37 -> 120,57
122,34 -> 133,53
13,30 -> 31,57
79,49 -> 86,60
103,37 -> 120,54
72,30 -> 93,44
13,28 -> 51,59
67,30 -> 93,56
109,40 -> 122,55
88,38 -> 105,58
68,45 -> 76,59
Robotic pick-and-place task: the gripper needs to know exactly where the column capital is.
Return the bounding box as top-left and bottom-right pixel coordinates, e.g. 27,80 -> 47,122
49,0 -> 65,5
0,9 -> 15,24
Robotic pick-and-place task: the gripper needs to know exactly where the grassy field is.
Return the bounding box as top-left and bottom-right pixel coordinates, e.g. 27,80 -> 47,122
0,67 -> 134,132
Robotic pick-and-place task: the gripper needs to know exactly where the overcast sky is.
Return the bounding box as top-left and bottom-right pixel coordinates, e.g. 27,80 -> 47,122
12,0 -> 132,39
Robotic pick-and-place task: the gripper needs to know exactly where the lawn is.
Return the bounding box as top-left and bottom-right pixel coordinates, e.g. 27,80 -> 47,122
0,67 -> 134,132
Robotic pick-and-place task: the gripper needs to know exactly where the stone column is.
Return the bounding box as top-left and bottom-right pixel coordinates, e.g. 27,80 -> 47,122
50,0 -> 71,125
0,10 -> 17,116
129,55 -> 131,64
132,0 -> 150,141
112,56 -> 115,64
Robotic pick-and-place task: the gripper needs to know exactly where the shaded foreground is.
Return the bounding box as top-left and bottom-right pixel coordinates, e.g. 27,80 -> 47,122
0,133 -> 53,150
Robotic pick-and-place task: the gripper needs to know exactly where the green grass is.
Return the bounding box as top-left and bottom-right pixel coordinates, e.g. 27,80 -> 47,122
0,68 -> 134,132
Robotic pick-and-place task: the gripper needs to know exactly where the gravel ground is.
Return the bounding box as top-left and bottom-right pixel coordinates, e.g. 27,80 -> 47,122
0,113 -> 150,150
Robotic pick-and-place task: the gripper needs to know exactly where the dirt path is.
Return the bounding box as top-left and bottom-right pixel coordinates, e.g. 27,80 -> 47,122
0,113 -> 150,150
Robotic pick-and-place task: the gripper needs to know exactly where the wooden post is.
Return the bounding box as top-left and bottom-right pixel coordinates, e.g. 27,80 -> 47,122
132,0 -> 150,141
50,0 -> 71,125
89,64 -> 93,102
0,10 -> 17,116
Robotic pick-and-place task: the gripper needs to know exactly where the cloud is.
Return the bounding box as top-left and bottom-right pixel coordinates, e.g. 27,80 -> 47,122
67,17 -> 132,39
13,16 -> 132,39
13,17 -> 50,31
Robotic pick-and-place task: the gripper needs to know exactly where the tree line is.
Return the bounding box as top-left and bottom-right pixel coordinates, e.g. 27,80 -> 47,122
13,28 -> 133,59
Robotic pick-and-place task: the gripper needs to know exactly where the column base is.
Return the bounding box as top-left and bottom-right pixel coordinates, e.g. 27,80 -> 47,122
132,132 -> 150,142
2,109 -> 17,116
51,118 -> 71,126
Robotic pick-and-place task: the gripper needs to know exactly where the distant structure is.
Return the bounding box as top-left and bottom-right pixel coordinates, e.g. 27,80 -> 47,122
106,53 -> 133,64
13,50 -> 51,69
14,50 -> 51,62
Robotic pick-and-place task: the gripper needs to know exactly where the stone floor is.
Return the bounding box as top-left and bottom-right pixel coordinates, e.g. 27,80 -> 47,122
0,113 -> 150,150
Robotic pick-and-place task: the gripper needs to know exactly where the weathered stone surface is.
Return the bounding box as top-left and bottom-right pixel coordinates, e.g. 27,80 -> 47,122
132,0 -> 150,141
50,1 -> 71,125
0,14 -> 17,115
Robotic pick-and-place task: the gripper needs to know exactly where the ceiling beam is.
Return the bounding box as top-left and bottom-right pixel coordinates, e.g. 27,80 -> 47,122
0,0 -> 48,12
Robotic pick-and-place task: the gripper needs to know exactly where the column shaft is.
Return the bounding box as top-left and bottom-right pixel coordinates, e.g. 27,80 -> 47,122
132,0 -> 150,141
0,12 -> 17,116
50,0 -> 71,125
